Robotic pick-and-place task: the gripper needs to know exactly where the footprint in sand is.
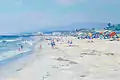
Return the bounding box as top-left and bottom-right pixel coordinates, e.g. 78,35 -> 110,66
16,68 -> 23,72
80,75 -> 86,77
51,65 -> 59,69
41,72 -> 51,80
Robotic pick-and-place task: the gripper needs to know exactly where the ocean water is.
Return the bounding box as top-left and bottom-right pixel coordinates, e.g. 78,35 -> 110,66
0,35 -> 36,63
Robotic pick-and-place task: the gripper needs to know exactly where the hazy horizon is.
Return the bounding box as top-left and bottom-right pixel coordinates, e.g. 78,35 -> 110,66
0,0 -> 120,34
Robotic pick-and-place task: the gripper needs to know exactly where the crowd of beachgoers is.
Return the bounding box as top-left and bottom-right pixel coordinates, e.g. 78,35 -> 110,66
44,30 -> 120,49
76,31 -> 120,41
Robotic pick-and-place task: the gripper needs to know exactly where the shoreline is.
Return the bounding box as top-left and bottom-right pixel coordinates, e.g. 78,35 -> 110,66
0,36 -> 44,79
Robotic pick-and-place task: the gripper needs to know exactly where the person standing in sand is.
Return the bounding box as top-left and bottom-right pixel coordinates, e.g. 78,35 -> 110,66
67,40 -> 73,46
40,44 -> 42,49
69,40 -> 73,46
51,40 -> 55,48
67,40 -> 70,44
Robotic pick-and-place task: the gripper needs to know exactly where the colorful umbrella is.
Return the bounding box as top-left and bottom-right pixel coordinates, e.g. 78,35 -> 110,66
110,32 -> 116,37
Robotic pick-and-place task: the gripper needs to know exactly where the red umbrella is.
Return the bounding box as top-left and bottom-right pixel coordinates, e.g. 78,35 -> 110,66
110,32 -> 116,37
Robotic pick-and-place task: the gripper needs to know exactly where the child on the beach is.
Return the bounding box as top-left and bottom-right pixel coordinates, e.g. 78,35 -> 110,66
18,45 -> 23,51
40,44 -> 42,49
67,40 -> 73,46
88,33 -> 93,42
67,40 -> 70,44
69,40 -> 73,46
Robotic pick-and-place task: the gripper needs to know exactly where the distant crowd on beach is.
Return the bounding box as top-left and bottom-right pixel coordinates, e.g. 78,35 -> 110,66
45,36 -> 74,49
39,30 -> 120,50
77,31 -> 120,41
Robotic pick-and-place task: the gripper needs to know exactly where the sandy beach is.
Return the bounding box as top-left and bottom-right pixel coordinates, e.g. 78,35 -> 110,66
3,36 -> 120,80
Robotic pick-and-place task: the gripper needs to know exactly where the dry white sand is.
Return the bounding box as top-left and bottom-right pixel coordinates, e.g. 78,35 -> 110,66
5,36 -> 120,80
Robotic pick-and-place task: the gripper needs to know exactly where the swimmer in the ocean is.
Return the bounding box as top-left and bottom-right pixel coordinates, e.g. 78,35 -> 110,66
21,45 -> 23,49
18,44 -> 23,51
2,40 -> 8,46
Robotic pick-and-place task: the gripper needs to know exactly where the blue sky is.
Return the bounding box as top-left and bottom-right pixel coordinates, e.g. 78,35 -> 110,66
0,0 -> 120,33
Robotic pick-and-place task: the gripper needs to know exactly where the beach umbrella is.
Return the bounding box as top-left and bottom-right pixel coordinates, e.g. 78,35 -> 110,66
88,33 -> 92,37
117,34 -> 120,37
110,32 -> 116,37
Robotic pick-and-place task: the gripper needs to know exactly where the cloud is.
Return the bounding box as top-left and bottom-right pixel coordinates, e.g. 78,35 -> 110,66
55,0 -> 83,5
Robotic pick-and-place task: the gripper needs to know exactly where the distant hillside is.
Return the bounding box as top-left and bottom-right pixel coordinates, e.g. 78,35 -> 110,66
41,22 -> 107,32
